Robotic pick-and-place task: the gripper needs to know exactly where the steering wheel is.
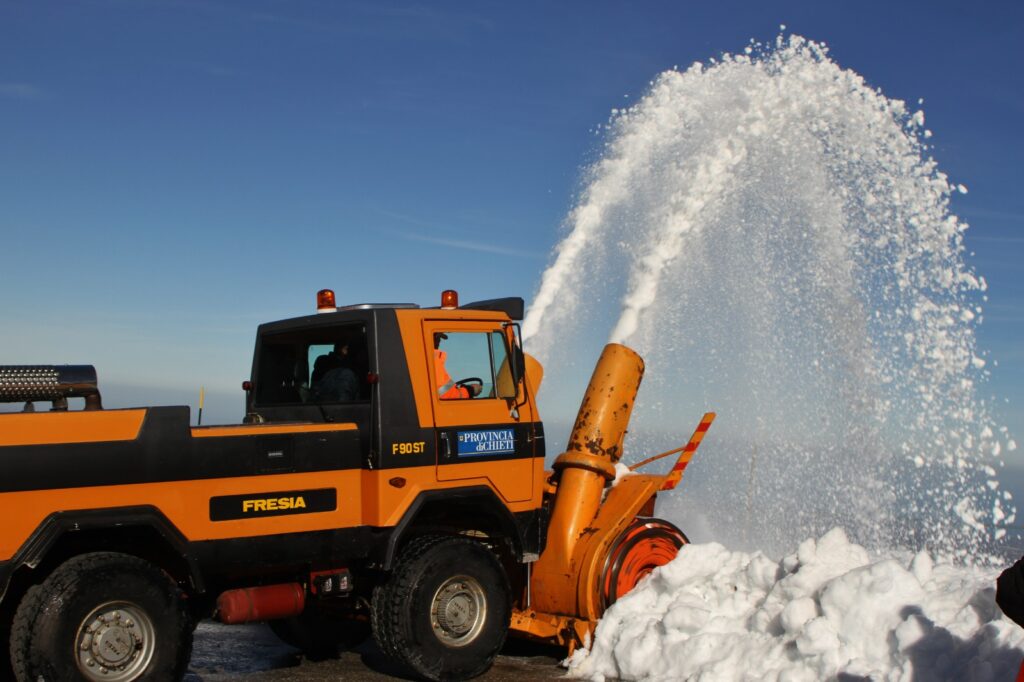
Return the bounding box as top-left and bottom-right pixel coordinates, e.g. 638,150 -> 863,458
454,377 -> 484,398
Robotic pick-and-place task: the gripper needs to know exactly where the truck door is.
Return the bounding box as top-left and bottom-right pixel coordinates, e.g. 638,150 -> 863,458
424,321 -> 535,503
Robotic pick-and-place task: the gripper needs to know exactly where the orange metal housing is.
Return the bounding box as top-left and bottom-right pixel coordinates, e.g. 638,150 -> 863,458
526,344 -> 644,618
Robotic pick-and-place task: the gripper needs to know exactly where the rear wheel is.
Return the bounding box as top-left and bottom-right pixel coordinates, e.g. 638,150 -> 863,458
601,517 -> 687,610
9,584 -> 43,682
372,536 -> 510,681
9,552 -> 192,682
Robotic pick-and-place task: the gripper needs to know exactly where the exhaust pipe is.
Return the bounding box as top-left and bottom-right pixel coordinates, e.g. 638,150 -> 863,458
0,365 -> 103,410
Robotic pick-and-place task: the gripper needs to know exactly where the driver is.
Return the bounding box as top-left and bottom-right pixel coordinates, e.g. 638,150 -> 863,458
434,333 -> 481,400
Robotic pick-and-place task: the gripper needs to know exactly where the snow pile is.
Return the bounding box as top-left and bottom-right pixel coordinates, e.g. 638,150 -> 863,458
523,33 -> 1012,559
568,529 -> 1024,681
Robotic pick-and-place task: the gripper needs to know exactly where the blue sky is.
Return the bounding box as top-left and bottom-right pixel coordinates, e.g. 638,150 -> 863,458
1,0 -> 1021,450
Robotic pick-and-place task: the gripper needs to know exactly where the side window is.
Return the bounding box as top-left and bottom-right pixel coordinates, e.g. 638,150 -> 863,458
434,331 -> 510,401
255,323 -> 369,405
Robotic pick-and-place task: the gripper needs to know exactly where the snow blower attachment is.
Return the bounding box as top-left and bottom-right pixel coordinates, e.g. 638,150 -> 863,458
509,343 -> 715,650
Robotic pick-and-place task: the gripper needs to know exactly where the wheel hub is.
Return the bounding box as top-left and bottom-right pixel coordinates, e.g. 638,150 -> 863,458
92,620 -> 135,663
75,603 -> 156,682
437,589 -> 474,634
430,576 -> 486,647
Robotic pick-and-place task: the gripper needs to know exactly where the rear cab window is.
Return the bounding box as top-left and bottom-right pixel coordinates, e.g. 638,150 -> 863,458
255,323 -> 370,406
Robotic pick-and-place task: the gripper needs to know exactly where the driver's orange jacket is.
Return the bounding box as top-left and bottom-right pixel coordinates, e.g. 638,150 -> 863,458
434,349 -> 470,399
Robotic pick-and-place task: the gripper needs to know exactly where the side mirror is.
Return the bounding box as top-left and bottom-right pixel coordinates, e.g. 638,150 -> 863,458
511,345 -> 525,386
495,323 -> 526,401
510,323 -> 526,386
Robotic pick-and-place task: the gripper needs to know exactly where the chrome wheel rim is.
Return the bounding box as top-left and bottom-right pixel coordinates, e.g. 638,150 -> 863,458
75,601 -> 156,682
430,575 -> 487,648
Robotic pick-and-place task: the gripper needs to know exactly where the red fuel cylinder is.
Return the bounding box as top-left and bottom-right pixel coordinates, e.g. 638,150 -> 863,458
216,583 -> 306,624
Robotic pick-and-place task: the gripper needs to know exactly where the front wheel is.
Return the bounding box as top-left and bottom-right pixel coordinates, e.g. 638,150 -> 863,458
372,536 -> 510,681
10,552 -> 192,682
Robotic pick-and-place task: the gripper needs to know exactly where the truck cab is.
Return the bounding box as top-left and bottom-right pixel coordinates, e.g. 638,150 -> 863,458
244,294 -> 545,509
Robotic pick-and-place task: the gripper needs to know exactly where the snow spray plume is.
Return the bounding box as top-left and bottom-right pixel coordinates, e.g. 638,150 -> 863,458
524,35 -> 1014,562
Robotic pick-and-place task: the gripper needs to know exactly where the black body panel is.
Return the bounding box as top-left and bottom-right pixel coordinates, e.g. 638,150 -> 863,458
0,503 -> 546,601
384,488 -> 547,570
189,526 -> 391,590
372,310 -> 438,470
191,507 -> 547,589
250,309 -> 433,470
461,297 -> 525,320
0,407 -> 362,494
0,561 -> 10,602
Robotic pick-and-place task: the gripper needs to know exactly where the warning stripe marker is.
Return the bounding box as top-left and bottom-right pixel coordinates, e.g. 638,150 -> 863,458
659,412 -> 715,491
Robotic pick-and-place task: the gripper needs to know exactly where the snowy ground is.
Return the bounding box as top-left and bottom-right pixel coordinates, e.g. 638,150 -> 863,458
568,529 -> 1024,681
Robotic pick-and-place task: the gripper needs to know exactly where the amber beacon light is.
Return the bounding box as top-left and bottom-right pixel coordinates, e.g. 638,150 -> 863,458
441,289 -> 459,309
316,289 -> 337,313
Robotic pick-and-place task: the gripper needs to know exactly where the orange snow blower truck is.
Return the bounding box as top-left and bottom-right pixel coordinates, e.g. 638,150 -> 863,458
0,289 -> 713,682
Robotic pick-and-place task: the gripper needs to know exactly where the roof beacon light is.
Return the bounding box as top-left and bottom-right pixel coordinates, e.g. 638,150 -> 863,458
441,289 -> 459,310
317,289 -> 337,314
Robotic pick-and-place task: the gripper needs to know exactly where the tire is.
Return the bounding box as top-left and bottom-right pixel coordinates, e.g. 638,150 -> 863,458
9,584 -> 43,682
10,552 -> 192,682
372,536 -> 510,681
370,581 -> 398,659
268,603 -> 369,659
371,535 -> 449,662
